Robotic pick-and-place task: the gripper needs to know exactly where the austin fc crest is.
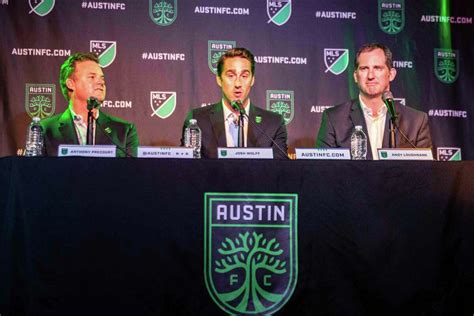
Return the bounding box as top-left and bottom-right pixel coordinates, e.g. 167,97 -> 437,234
378,0 -> 405,35
434,49 -> 459,84
204,192 -> 298,315
266,90 -> 294,125
208,40 -> 236,74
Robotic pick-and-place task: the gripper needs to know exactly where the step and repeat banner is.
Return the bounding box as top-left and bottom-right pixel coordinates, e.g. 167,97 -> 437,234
1,1 -> 473,158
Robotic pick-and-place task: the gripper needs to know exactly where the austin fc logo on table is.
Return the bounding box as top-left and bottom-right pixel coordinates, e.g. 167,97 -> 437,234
204,193 -> 298,315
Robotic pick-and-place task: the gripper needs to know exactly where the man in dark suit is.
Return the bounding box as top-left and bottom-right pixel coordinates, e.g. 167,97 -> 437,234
317,43 -> 432,160
40,52 -> 138,157
181,48 -> 288,159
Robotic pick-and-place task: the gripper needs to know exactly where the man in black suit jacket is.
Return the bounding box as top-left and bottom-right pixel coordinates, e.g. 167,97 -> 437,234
182,48 -> 288,159
40,52 -> 138,157
317,43 -> 432,159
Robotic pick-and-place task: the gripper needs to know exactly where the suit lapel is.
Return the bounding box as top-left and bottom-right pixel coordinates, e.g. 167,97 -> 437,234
350,100 -> 373,160
209,103 -> 227,147
247,104 -> 258,147
96,112 -> 113,145
57,108 -> 79,145
381,104 -> 400,148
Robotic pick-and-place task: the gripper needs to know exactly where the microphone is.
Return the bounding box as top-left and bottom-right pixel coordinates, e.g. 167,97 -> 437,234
382,91 -> 397,122
87,97 -> 101,111
230,99 -> 289,159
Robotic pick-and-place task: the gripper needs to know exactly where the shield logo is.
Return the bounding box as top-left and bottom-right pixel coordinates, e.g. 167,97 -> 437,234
90,41 -> 117,68
266,90 -> 294,125
28,0 -> 55,16
381,151 -> 388,158
378,0 -> 405,35
267,0 -> 292,26
434,49 -> 459,84
437,147 -> 462,161
24,84 -> 56,119
324,49 -> 349,75
208,40 -> 236,74
150,91 -> 176,119
61,148 -> 68,155
149,0 -> 177,26
204,193 -> 298,315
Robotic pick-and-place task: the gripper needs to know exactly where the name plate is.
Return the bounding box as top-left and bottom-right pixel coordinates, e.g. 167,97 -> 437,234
137,146 -> 193,159
295,148 -> 351,160
58,145 -> 117,157
217,147 -> 274,159
378,148 -> 433,161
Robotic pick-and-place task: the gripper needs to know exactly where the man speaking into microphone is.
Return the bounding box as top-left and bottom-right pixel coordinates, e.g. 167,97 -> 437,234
316,43 -> 432,159
181,47 -> 288,159
40,52 -> 139,157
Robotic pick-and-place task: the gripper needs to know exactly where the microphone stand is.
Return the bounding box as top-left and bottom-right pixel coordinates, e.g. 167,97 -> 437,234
237,107 -> 245,148
389,117 -> 396,148
86,107 -> 94,145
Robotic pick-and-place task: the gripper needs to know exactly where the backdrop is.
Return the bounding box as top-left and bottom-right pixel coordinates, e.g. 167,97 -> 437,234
1,0 -> 473,158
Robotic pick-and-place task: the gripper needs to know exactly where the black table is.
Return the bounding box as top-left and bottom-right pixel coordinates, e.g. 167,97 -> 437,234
1,157 -> 473,315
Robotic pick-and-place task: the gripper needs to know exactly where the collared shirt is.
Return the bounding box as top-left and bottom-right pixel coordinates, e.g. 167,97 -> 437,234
70,105 -> 99,145
359,95 -> 387,160
222,99 -> 250,147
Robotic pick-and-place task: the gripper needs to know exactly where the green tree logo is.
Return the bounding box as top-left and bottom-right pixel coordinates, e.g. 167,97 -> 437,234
378,0 -> 405,35
215,232 -> 286,313
270,102 -> 290,116
149,0 -> 177,26
435,49 -> 459,84
437,60 -> 457,83
381,11 -> 402,34
29,95 -> 52,118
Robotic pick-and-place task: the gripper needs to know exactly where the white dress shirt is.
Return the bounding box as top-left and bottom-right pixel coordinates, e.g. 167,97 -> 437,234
359,96 -> 387,160
222,99 -> 250,147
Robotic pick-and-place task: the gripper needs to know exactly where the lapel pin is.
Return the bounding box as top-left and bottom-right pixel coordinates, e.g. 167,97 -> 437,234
255,115 -> 262,124
105,127 -> 112,134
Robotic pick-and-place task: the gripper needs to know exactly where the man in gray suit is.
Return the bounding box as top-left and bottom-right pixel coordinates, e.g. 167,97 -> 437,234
316,43 -> 432,160
182,48 -> 288,159
40,52 -> 138,157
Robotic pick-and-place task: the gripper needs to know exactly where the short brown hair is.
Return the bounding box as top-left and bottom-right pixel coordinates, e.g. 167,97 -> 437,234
355,43 -> 393,70
60,52 -> 100,101
216,47 -> 255,77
